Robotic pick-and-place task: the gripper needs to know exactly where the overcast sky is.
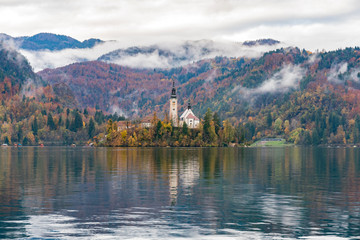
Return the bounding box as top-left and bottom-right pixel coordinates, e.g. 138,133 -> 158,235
1,0 -> 360,50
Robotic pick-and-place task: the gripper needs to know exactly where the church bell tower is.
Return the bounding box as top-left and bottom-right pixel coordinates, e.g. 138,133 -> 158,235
169,80 -> 178,126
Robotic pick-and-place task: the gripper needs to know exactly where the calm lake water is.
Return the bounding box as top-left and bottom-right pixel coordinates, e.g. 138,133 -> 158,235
0,147 -> 360,239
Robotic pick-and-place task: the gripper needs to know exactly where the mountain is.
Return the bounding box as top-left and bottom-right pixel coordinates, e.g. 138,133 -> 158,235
0,44 -> 105,146
38,46 -> 360,145
38,61 -> 168,116
3,39 -> 360,146
0,42 -> 42,99
243,38 -> 280,46
0,33 -> 104,51
38,46 -> 310,118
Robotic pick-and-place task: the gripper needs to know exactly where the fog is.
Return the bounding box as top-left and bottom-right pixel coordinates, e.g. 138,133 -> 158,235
18,40 -> 286,72
233,64 -> 305,98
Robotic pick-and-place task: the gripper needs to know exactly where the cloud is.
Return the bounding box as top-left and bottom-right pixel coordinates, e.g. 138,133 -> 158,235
1,0 -> 360,51
97,40 -> 286,70
109,50 -> 174,69
233,64 -> 305,97
20,77 -> 48,99
19,38 -> 285,71
327,62 -> 348,83
327,62 -> 360,84
109,105 -> 127,117
19,41 -> 122,72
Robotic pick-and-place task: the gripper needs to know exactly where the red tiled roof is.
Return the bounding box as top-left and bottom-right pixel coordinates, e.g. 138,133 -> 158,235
185,113 -> 199,121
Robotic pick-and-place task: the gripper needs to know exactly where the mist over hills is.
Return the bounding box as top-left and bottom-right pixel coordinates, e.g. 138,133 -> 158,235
97,39 -> 284,69
2,33 -> 360,145
1,32 -> 285,71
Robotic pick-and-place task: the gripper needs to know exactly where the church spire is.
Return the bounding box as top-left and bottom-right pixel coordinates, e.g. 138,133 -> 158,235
187,101 -> 191,109
171,79 -> 177,98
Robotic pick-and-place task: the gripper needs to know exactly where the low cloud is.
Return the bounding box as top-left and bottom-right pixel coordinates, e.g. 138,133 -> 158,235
19,39 -> 286,71
109,105 -> 127,118
327,62 -> 348,84
326,62 -> 360,84
233,64 -> 305,97
109,50 -> 174,69
98,40 -> 286,69
20,41 -> 122,72
20,78 -> 44,98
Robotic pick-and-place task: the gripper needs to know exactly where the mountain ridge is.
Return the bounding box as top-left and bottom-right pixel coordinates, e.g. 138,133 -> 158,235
0,33 -> 104,51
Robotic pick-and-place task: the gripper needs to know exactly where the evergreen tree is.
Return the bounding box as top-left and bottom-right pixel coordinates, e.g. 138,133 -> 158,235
88,118 -> 96,139
312,128 -> 320,145
71,112 -> 83,132
95,111 -> 105,124
155,120 -> 163,139
32,117 -> 38,135
17,125 -> 23,142
65,118 -> 70,129
203,108 -> 213,143
22,136 -> 29,146
213,112 -> 221,135
58,116 -> 63,127
266,112 -> 273,128
47,113 -> 56,130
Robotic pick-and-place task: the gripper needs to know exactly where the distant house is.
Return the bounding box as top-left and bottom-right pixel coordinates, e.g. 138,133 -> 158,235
141,116 -> 153,128
117,121 -> 134,131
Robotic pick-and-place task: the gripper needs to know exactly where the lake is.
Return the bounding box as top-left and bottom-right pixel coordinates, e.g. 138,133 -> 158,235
0,147 -> 359,239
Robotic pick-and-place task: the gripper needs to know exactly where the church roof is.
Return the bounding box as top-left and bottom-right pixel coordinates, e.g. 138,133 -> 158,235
180,109 -> 199,120
185,113 -> 199,121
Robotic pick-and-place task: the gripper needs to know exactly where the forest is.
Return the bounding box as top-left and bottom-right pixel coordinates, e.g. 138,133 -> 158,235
3,41 -> 360,146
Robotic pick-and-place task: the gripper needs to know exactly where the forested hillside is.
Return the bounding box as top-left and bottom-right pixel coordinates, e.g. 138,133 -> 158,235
39,46 -> 360,145
0,33 -> 104,51
0,43 -> 112,146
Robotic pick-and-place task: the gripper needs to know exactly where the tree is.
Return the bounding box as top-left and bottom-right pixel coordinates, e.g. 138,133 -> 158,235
58,116 -> 63,127
203,108 -> 213,143
213,112 -> 221,135
65,118 -> 70,129
266,112 -> 273,128
32,117 -> 38,135
88,118 -> 96,139
274,118 -> 283,135
47,113 -> 56,130
107,119 -> 113,134
223,120 -> 234,144
17,124 -> 23,142
182,121 -> 188,135
155,120 -> 163,139
4,136 -> 9,145
312,128 -> 320,145
71,112 -> 83,132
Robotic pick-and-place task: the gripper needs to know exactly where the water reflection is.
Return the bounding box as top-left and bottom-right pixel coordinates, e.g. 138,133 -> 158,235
0,147 -> 360,239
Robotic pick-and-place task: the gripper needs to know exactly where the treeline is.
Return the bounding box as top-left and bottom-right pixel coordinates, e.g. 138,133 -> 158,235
104,108 -> 263,147
105,101 -> 360,147
0,95 -> 125,146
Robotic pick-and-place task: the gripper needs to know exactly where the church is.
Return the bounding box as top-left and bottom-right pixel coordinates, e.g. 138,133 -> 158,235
169,81 -> 200,128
